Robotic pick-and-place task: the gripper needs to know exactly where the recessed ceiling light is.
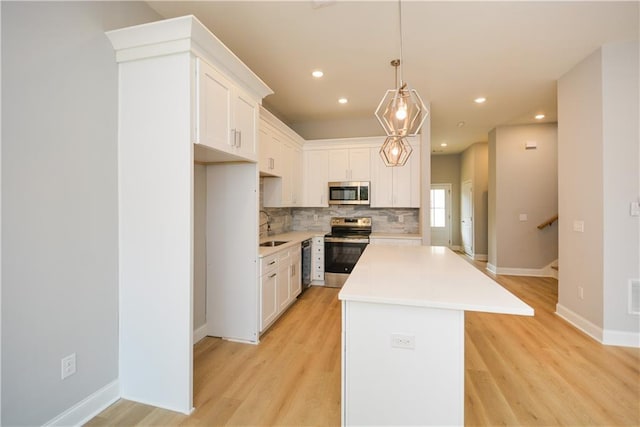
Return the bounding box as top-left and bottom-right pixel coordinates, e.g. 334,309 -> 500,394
457,121 -> 466,128
338,97 -> 348,104
312,70 -> 324,78
440,143 -> 448,147
474,97 -> 487,104
535,114 -> 545,120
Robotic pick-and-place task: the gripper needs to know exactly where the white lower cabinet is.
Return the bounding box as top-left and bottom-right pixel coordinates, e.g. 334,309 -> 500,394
277,251 -> 291,312
290,250 -> 302,297
260,253 -> 279,330
260,245 -> 302,333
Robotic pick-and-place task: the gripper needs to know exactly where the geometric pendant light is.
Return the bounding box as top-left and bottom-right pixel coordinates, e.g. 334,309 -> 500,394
379,134 -> 413,167
374,0 -> 429,167
375,59 -> 428,139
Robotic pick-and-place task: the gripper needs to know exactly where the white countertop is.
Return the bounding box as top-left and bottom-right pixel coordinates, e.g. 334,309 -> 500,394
259,231 -> 319,257
339,245 -> 534,316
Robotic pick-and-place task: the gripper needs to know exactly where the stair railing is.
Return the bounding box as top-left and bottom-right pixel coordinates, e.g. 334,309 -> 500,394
537,214 -> 558,230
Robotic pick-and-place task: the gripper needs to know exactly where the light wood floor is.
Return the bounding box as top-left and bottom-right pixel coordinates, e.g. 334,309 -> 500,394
87,264 -> 639,426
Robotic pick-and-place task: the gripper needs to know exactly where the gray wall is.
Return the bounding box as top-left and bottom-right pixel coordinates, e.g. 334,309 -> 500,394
490,123 -> 558,270
558,41 -> 639,338
1,2 -> 160,425
431,154 -> 462,247
461,143 -> 489,257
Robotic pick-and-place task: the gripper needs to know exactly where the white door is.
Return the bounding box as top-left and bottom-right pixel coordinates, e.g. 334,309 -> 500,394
461,180 -> 473,256
430,184 -> 452,246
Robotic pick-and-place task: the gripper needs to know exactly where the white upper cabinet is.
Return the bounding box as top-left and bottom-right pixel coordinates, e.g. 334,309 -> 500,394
303,150 -> 329,207
259,121 -> 282,176
233,88 -> 258,159
196,58 -> 258,161
328,148 -> 371,182
371,141 -> 420,208
261,108 -> 304,207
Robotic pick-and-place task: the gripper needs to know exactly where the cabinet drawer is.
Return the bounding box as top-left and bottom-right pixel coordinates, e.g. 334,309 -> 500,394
313,271 -> 325,281
312,237 -> 324,245
261,254 -> 279,275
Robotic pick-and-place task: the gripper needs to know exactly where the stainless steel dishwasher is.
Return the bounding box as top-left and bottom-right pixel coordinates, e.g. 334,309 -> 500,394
301,239 -> 312,292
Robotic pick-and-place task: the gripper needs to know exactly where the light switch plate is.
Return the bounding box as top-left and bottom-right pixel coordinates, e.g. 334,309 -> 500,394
519,213 -> 528,221
573,220 -> 585,233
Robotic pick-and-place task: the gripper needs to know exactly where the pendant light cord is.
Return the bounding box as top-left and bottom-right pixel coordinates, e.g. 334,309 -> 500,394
398,0 -> 404,84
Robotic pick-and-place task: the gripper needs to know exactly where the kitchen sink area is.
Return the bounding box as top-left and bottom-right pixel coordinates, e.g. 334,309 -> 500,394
259,240 -> 288,247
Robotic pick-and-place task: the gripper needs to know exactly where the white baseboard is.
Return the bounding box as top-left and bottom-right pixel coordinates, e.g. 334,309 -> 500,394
450,245 -> 463,252
44,380 -> 120,426
603,329 -> 640,347
556,304 -> 640,348
492,264 -> 555,277
473,253 -> 488,261
193,324 -> 207,344
556,304 -> 603,342
486,263 -> 497,274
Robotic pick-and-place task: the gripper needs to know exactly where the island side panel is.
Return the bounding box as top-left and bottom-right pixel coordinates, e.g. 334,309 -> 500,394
342,300 -> 464,426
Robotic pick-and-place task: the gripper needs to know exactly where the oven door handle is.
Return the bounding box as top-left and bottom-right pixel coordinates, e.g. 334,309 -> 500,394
325,237 -> 369,244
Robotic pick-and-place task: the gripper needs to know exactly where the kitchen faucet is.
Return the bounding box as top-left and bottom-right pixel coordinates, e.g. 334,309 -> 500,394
259,210 -> 272,235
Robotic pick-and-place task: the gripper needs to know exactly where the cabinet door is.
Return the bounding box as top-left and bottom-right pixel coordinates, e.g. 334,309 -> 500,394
277,256 -> 291,312
393,160 -> 412,207
349,148 -> 371,181
303,150 -> 329,207
291,145 -> 303,206
370,149 -> 393,207
260,271 -> 277,332
328,149 -> 350,181
280,140 -> 294,205
196,59 -> 232,151
290,253 -> 301,298
409,145 -> 421,208
259,125 -> 272,174
260,127 -> 282,177
393,145 -> 420,207
233,90 -> 257,161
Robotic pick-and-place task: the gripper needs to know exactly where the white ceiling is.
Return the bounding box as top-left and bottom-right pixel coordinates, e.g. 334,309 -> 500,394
147,1 -> 638,154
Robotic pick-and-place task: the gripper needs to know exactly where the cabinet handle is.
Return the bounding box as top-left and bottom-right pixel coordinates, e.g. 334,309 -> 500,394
268,273 -> 276,278
237,130 -> 242,148
268,260 -> 276,265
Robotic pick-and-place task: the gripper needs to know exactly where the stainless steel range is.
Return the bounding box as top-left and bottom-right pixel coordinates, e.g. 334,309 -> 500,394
324,217 -> 372,288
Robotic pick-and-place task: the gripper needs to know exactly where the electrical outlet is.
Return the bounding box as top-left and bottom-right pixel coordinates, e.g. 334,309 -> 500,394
313,214 -> 318,222
578,286 -> 584,300
573,220 -> 584,233
391,334 -> 415,349
61,353 -> 76,379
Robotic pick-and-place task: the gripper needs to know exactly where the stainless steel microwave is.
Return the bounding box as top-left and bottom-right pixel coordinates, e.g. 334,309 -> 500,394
328,181 -> 370,205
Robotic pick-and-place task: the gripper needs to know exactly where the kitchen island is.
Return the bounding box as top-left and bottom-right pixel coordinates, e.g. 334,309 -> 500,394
338,245 -> 534,426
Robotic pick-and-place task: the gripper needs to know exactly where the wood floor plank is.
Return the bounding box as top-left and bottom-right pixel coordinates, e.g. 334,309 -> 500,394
88,260 -> 639,426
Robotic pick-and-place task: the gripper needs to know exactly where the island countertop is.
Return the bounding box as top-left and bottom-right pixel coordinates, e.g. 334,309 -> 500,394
338,245 -> 534,316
